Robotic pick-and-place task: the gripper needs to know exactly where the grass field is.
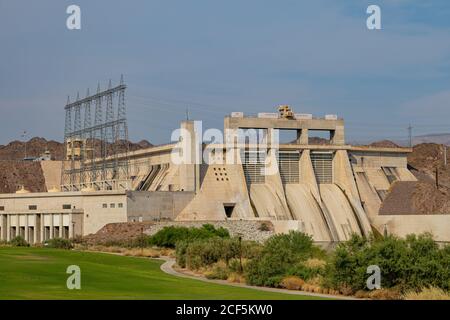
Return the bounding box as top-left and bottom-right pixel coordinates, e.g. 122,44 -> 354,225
0,247 -> 323,300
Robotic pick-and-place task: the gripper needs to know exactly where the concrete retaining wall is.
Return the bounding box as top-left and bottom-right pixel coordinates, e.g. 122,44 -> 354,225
373,214 -> 450,243
143,220 -> 275,243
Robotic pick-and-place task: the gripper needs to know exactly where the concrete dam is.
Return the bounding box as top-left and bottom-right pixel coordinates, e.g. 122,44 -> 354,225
1,106 -> 448,244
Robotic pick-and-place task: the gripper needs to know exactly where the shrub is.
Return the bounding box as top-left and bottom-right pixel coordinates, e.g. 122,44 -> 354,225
45,238 -> 73,249
324,233 -> 449,293
354,290 -> 370,299
10,236 -> 29,247
288,261 -> 325,281
176,236 -> 259,272
280,276 -> 305,290
149,224 -> 230,248
185,238 -> 239,270
240,241 -> 264,260
304,258 -> 327,269
368,288 -> 402,300
122,248 -> 160,258
175,240 -> 189,268
205,261 -> 229,280
403,287 -> 450,300
227,272 -> 246,283
129,234 -> 151,248
245,231 -> 323,287
228,258 -> 245,273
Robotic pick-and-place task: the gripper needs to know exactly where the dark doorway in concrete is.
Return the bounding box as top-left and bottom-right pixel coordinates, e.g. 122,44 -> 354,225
44,226 -> 50,240
63,226 -> 69,239
223,203 -> 236,218
28,227 -> 34,243
11,227 -> 17,238
53,227 -> 60,238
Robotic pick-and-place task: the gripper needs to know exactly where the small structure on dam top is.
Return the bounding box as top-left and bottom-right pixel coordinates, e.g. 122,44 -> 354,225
0,104 -> 448,244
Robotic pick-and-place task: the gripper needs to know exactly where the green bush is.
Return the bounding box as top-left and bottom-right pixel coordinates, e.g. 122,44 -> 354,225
185,238 -> 239,270
175,240 -> 189,268
149,224 -> 230,248
288,262 -> 324,281
205,262 -> 230,280
45,238 -> 73,250
324,233 -> 449,292
9,236 -> 29,247
245,231 -> 323,287
176,237 -> 260,271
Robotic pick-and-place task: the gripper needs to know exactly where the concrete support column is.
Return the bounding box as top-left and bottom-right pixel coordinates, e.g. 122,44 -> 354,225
267,128 -> 277,146
69,213 -> 75,239
50,214 -> 54,239
331,125 -> 345,145
24,214 -> 29,242
297,128 -> 309,145
0,215 -> 5,241
179,121 -> 200,192
59,213 -> 63,238
40,214 -> 45,242
33,214 -> 39,244
0,215 -> 3,241
6,214 -> 11,241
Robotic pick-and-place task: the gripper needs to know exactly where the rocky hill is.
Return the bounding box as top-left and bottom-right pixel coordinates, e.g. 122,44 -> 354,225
413,133 -> 450,146
0,137 -> 153,193
0,137 -> 153,161
376,141 -> 450,215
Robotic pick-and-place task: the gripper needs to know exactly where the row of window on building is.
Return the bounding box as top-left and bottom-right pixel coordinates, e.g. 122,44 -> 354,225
102,203 -> 124,209
0,204 -> 73,211
0,203 -> 124,212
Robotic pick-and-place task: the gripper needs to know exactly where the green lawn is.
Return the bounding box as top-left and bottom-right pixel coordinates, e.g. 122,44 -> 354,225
0,247 -> 323,300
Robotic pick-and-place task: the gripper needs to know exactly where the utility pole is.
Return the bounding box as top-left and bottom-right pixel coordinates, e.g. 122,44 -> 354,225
407,124 -> 413,148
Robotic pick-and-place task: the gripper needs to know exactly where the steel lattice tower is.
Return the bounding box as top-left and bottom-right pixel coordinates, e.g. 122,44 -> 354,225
61,76 -> 130,191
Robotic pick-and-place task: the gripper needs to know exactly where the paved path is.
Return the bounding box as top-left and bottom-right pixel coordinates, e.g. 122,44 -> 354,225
159,258 -> 358,300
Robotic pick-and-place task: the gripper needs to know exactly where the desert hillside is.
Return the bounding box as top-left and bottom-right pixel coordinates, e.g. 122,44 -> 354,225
0,137 -> 152,193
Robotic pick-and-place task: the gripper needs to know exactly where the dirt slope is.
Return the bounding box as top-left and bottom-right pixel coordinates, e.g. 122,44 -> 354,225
0,161 -> 47,193
378,142 -> 450,215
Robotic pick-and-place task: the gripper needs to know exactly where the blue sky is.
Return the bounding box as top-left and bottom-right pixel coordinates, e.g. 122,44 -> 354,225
1,0 -> 450,145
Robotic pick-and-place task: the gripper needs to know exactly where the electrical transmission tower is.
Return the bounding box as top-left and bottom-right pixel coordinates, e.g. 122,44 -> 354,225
61,76 -> 130,191
407,124 -> 413,148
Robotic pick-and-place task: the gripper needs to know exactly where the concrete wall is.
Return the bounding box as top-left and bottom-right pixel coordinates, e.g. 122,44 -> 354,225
349,151 -> 408,168
372,215 -> 450,242
127,191 -> 194,222
81,193 -> 128,235
40,161 -> 62,190
144,220 -> 275,243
